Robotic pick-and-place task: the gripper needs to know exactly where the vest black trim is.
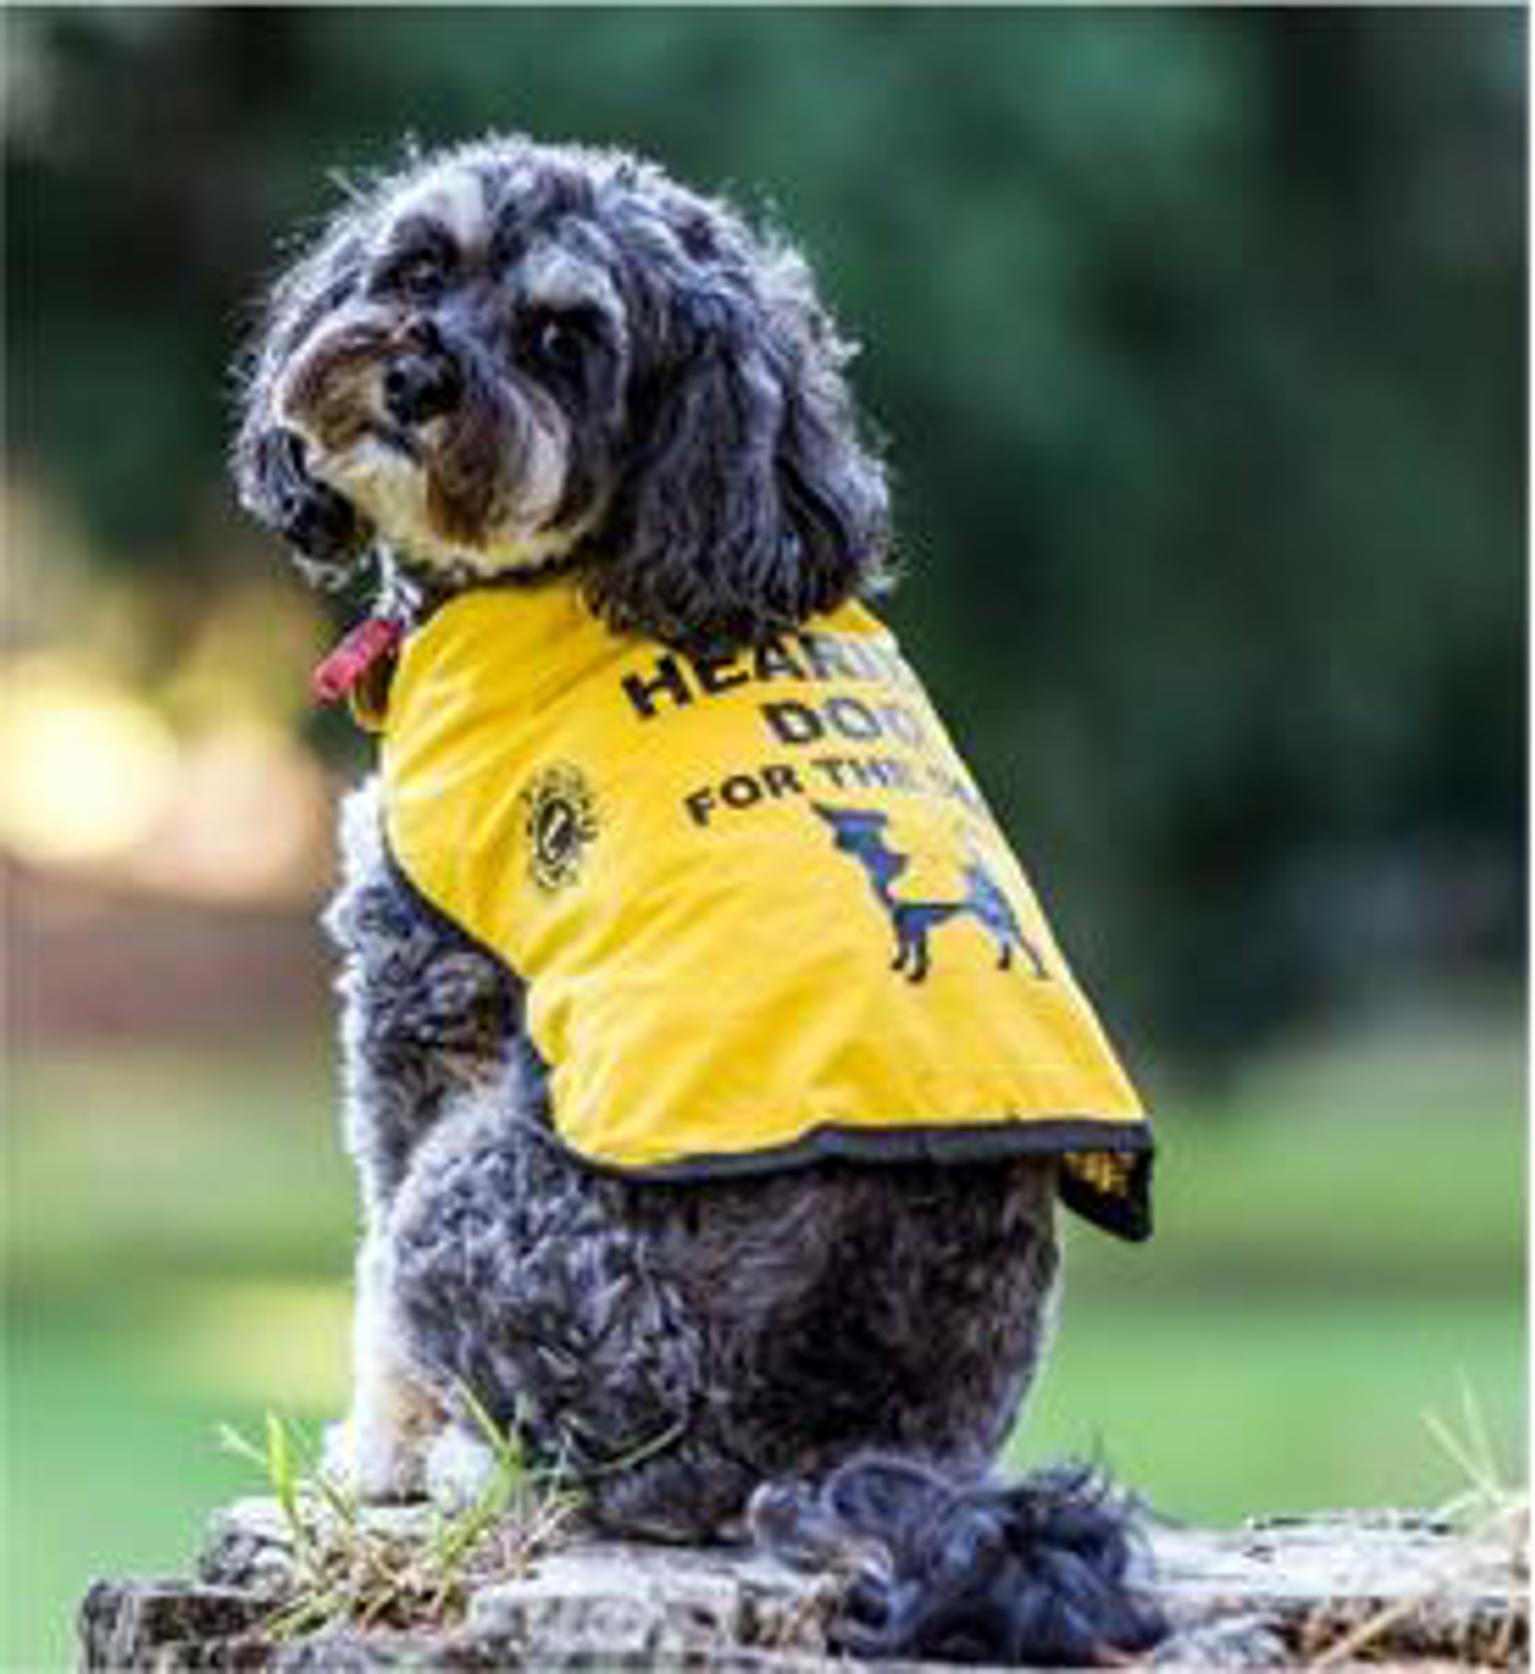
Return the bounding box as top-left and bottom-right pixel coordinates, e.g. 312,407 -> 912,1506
382,834 -> 1154,1242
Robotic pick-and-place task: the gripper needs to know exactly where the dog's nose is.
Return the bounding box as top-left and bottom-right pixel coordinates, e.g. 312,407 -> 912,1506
383,350 -> 462,427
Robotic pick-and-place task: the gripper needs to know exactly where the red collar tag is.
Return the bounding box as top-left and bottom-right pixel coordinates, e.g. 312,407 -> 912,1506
311,618 -> 404,707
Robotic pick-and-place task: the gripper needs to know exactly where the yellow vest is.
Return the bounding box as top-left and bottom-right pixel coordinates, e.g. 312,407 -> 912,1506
364,588 -> 1153,1240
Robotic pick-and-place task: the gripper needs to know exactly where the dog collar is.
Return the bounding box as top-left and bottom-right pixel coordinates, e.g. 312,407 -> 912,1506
311,617 -> 403,726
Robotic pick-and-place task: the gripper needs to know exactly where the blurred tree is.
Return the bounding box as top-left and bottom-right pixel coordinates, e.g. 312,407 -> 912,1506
4,7 -> 1524,1064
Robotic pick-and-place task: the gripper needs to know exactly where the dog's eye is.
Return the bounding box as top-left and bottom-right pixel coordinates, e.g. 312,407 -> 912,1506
398,255 -> 446,301
377,250 -> 448,304
528,312 -> 587,373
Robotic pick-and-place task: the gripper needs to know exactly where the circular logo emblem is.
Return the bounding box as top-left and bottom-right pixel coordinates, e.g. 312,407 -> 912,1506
521,763 -> 598,893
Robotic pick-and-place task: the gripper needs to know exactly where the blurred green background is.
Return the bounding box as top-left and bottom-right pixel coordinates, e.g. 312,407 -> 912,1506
2,9 -> 1526,1671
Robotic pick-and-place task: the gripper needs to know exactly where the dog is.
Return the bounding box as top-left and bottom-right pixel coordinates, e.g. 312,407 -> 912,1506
812,804 -> 1048,983
233,135 -> 1162,1664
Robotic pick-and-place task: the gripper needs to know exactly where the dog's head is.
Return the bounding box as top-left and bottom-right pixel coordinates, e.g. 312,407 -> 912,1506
233,136 -> 891,653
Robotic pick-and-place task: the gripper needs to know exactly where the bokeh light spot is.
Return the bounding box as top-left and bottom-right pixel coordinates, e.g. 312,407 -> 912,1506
1,656 -> 179,863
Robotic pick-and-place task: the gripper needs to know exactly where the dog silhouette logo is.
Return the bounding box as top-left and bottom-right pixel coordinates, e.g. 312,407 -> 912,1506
521,763 -> 598,892
813,803 -> 1047,983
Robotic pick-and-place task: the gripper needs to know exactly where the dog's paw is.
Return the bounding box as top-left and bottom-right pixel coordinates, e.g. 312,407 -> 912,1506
424,1424 -> 502,1513
320,1415 -> 427,1504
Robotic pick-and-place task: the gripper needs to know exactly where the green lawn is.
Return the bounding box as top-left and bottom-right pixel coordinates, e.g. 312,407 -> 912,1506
1019,1293 -> 1524,1521
3,1006 -> 1526,1672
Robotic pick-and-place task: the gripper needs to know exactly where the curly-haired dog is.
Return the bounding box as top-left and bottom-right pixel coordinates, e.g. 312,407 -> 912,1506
234,136 -> 1162,1664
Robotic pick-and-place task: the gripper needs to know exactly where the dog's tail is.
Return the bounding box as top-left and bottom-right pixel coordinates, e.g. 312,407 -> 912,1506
750,1454 -> 1166,1667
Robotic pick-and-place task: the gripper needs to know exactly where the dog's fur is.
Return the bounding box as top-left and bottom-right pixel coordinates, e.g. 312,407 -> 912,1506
233,135 -> 1162,1662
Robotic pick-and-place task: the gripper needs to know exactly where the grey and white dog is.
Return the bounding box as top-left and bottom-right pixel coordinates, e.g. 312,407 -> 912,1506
233,136 -> 1162,1664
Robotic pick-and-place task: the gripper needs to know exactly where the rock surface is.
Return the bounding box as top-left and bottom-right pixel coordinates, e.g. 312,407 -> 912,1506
80,1497 -> 1527,1670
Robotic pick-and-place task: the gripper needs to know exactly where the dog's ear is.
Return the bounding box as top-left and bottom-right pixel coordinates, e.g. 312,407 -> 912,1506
231,224 -> 377,588
234,425 -> 372,588
584,263 -> 891,655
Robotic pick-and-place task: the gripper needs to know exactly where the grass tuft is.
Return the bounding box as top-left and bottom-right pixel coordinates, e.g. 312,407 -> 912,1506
1299,1379 -> 1529,1670
216,1399 -> 583,1641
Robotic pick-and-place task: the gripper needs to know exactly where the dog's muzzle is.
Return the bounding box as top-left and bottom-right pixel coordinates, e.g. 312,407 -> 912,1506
383,325 -> 463,428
